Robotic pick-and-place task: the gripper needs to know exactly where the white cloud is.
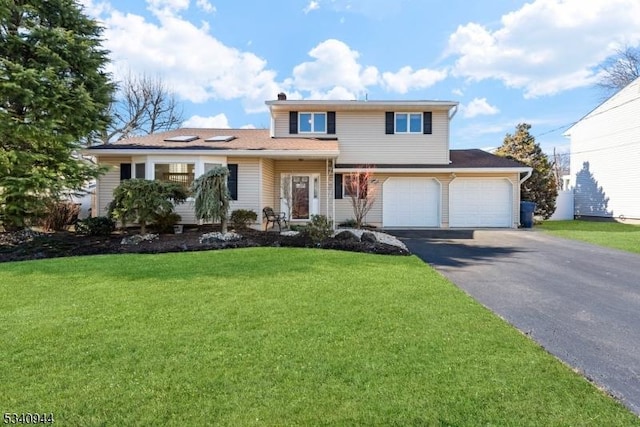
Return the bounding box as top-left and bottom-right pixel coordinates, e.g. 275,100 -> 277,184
182,113 -> 230,128
147,0 -> 189,16
452,88 -> 464,97
89,2 -> 460,115
382,66 -> 447,94
196,0 -> 216,13
240,124 -> 256,129
447,0 -> 640,97
291,39 -> 379,99
308,86 -> 359,100
303,1 -> 320,14
461,97 -> 500,118
78,0 -> 112,17
101,6 -> 281,113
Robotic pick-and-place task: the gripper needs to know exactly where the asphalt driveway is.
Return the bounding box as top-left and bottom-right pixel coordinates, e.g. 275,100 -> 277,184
389,229 -> 640,415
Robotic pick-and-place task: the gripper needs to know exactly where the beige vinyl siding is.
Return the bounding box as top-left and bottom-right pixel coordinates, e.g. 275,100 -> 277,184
174,201 -> 196,224
273,110 -> 450,164
273,112 -> 291,137
227,157 -> 261,217
569,78 -> 640,219
96,157 -> 131,217
273,160 -> 330,219
97,156 -> 264,225
337,111 -> 449,164
260,159 -> 275,223
335,172 -> 520,228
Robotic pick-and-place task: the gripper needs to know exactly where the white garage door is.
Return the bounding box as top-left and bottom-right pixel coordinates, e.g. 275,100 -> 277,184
383,177 -> 440,227
450,179 -> 513,227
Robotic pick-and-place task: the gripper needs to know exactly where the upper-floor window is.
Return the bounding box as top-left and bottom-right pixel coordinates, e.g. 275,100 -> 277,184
395,113 -> 422,133
385,111 -> 432,135
289,111 -> 336,134
299,112 -> 326,133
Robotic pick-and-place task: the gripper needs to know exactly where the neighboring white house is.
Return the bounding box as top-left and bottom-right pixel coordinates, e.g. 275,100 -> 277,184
564,76 -> 640,221
85,94 -> 532,228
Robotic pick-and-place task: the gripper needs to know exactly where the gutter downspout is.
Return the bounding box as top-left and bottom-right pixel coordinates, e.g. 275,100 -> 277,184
331,158 -> 336,230
447,105 -> 459,164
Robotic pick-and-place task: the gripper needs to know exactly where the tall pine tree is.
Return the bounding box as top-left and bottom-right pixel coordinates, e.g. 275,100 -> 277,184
0,0 -> 114,230
495,123 -> 558,219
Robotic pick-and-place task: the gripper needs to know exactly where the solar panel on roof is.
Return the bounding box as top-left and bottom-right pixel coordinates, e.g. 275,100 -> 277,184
205,135 -> 236,142
164,135 -> 199,142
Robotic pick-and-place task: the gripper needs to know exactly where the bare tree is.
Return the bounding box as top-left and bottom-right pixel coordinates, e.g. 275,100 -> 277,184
100,72 -> 183,143
344,169 -> 377,228
280,174 -> 304,221
551,148 -> 570,190
597,46 -> 640,96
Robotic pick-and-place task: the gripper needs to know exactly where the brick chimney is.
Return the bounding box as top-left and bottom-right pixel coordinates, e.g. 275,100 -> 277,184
277,92 -> 287,101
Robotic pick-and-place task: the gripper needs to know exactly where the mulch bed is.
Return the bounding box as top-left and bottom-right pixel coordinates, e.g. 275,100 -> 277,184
0,226 -> 410,263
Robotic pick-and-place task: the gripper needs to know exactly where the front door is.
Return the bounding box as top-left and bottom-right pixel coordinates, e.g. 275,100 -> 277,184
292,176 -> 310,219
281,174 -> 319,221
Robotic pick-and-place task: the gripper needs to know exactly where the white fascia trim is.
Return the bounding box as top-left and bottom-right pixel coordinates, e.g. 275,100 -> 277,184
334,167 -> 533,174
519,169 -> 533,183
84,149 -> 340,158
266,100 -> 459,111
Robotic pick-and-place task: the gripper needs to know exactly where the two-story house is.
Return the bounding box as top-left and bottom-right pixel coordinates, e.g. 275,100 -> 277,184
564,76 -> 640,222
86,93 -> 531,228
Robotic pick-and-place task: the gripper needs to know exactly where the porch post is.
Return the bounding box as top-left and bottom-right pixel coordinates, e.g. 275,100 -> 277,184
327,158 -> 336,230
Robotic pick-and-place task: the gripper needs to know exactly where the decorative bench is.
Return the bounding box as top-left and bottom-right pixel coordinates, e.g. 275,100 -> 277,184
262,207 -> 287,231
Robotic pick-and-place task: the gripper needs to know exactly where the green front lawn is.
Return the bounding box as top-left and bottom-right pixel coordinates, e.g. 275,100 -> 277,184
1,249 -> 637,425
540,220 -> 640,254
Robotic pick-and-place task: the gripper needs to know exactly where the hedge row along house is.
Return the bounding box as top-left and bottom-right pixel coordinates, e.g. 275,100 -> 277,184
85,94 -> 532,229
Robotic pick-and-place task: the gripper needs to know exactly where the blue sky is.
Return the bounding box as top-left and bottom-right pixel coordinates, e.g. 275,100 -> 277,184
80,0 -> 640,154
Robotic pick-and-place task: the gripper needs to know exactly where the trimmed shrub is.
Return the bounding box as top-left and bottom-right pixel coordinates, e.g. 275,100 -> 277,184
152,212 -> 182,234
302,214 -> 333,244
108,179 -> 188,234
230,209 -> 258,229
75,216 -> 115,236
41,201 -> 81,231
337,218 -> 357,228
289,224 -> 307,232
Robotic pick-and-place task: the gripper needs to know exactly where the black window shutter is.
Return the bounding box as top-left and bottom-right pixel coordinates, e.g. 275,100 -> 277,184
334,173 -> 343,199
423,112 -> 432,134
227,164 -> 238,201
120,163 -> 131,180
289,111 -> 298,134
385,112 -> 394,134
327,111 -> 336,134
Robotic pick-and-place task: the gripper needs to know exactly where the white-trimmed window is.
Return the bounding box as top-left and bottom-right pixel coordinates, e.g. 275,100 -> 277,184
154,163 -> 195,189
395,113 -> 422,133
343,174 -> 368,199
299,112 -> 327,133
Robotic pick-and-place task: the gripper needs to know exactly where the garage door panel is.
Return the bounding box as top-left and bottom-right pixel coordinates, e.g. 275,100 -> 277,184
383,178 -> 440,227
450,179 -> 512,227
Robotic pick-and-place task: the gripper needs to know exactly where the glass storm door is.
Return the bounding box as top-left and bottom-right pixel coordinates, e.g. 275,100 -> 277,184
291,175 -> 310,219
281,174 -> 319,221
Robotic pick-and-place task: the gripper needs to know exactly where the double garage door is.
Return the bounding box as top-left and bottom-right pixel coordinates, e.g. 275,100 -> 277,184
383,177 -> 513,228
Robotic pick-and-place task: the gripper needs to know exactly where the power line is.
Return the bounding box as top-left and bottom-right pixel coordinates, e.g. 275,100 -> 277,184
534,85 -> 640,139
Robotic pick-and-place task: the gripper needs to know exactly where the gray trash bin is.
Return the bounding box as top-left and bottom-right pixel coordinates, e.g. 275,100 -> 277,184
520,201 -> 536,228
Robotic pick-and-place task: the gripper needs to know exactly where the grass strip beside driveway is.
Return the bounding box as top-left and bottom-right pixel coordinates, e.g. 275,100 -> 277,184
1,248 -> 638,426
540,220 -> 640,254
